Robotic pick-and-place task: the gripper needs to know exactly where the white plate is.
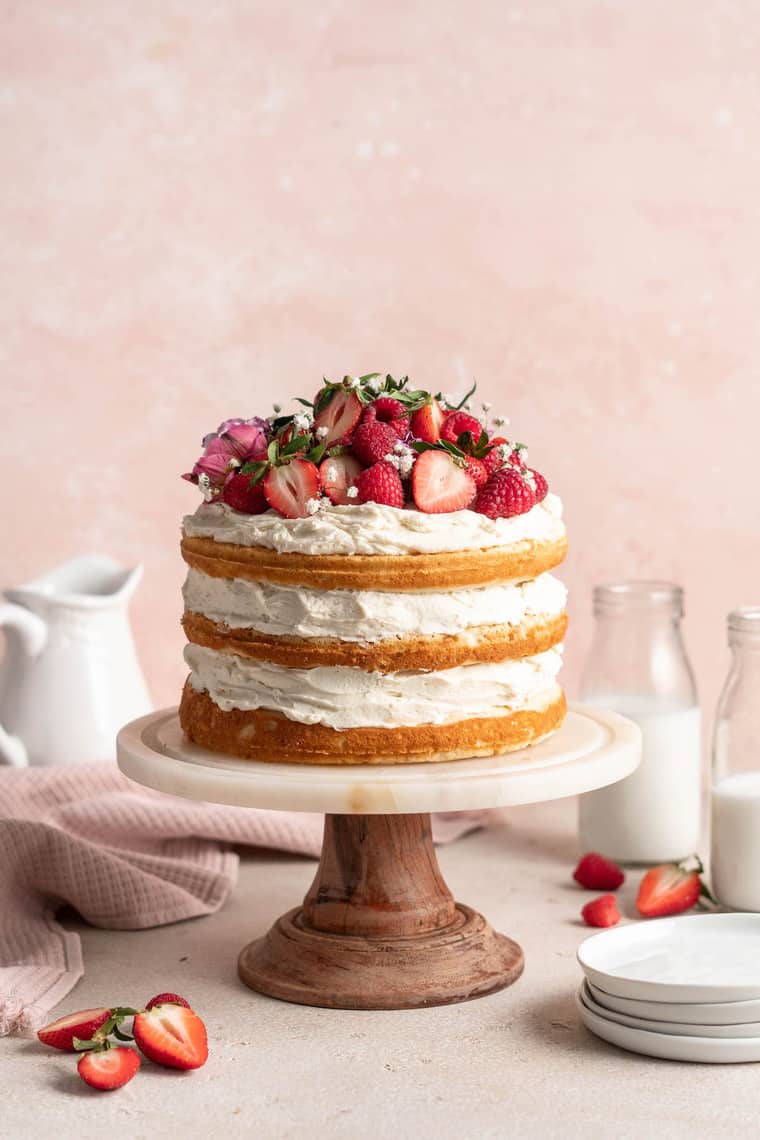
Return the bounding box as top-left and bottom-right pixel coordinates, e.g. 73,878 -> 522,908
587,980 -> 760,1026
576,991 -> 760,1063
577,913 -> 760,1003
580,982 -> 760,1038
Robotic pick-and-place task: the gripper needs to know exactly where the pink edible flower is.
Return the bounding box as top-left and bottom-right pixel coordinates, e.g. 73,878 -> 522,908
182,416 -> 272,500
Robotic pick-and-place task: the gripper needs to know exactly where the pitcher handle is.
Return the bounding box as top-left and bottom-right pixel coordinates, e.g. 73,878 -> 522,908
0,603 -> 47,767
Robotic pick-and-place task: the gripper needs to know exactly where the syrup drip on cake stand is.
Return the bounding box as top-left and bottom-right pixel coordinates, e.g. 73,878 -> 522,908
117,706 -> 640,1010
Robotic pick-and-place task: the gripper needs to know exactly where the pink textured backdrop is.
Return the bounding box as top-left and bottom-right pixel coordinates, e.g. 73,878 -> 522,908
2,2 -> 758,725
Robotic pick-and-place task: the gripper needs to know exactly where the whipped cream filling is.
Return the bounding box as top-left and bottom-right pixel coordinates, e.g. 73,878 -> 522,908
184,643 -> 564,729
183,569 -> 567,643
182,495 -> 565,557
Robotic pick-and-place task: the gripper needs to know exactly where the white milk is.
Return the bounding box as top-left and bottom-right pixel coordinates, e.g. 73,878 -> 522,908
578,697 -> 702,864
711,772 -> 760,912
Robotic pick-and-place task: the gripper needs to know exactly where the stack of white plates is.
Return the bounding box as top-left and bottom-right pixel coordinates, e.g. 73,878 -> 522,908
576,913 -> 760,1062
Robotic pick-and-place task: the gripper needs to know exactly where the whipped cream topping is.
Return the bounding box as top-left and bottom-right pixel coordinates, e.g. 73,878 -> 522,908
183,569 -> 567,643
184,643 -> 564,729
182,495 -> 565,557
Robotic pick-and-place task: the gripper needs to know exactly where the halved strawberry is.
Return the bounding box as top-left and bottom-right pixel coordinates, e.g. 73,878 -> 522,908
411,450 -> 476,514
133,1004 -> 208,1071
78,1046 -> 140,1091
145,992 -> 190,1011
636,858 -> 706,918
263,459 -> 320,518
440,410 -> 483,445
313,389 -> 362,446
410,399 -> 445,444
38,1007 -> 112,1053
319,454 -> 363,505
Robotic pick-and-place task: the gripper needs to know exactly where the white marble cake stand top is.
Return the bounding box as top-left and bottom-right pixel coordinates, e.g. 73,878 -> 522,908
116,704 -> 640,815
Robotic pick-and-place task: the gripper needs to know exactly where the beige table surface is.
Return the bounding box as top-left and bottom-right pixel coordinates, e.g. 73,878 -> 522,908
2,798 -> 756,1140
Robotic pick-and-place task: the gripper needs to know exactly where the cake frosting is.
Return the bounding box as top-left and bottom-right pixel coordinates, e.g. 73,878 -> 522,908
185,642 -> 563,728
183,494 -> 565,557
183,568 -> 567,643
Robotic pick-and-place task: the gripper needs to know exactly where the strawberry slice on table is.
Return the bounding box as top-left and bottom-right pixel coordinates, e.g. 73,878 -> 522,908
411,450 -> 476,514
145,992 -> 190,1011
263,458 -> 320,518
636,856 -> 713,918
573,852 -> 625,891
77,1046 -> 140,1091
133,1003 -> 208,1070
37,1007 -> 112,1052
313,388 -> 362,446
410,398 -> 445,444
581,894 -> 621,928
319,454 -> 363,505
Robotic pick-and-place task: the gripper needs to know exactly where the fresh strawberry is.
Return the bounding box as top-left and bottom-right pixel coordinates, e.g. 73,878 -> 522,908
133,1003 -> 208,1071
38,1007 -> 112,1053
410,399 -> 445,444
77,1046 -> 140,1091
411,450 -> 476,514
636,858 -> 706,918
440,410 -> 483,446
483,436 -> 511,475
319,454 -> 363,505
263,459 -> 320,519
351,419 -> 400,467
475,467 -> 536,519
573,853 -> 625,891
355,461 -> 405,508
465,456 -> 489,489
529,468 -> 549,502
313,388 -> 362,447
145,992 -> 191,1011
221,473 -> 268,514
582,894 -> 621,928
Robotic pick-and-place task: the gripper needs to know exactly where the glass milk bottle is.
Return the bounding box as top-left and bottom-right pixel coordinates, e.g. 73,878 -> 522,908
578,582 -> 701,864
711,608 -> 760,911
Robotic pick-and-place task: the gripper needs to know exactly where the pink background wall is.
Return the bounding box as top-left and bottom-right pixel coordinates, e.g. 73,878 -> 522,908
2,2 -> 757,723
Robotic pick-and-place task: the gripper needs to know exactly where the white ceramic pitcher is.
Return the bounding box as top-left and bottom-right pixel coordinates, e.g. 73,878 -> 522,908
0,555 -> 153,766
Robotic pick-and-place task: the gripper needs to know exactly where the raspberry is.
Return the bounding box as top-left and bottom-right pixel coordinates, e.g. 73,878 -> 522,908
351,419 -> 400,466
474,467 -> 536,519
465,457 -> 488,489
483,436 -> 511,475
355,461 -> 405,508
529,468 -> 549,502
440,410 -> 483,445
365,397 -> 410,439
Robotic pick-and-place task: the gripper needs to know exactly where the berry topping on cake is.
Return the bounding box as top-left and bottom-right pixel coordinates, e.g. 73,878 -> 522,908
475,466 -> 537,519
355,461 -> 405,508
263,458 -> 321,519
313,385 -> 363,447
319,454 -> 363,505
440,410 -> 483,446
529,468 -> 549,502
182,375 -> 551,519
411,450 -> 477,514
351,418 -> 401,467
221,472 -> 268,514
410,398 -> 445,444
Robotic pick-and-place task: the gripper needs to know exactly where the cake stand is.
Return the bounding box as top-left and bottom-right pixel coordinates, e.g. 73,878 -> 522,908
117,704 -> 639,1011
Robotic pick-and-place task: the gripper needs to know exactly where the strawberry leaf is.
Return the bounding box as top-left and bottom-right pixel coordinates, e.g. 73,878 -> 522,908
452,381 -> 477,410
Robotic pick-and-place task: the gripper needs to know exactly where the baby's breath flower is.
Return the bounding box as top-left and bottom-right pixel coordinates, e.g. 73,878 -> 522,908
306,497 -> 322,515
366,375 -> 383,393
481,401 -> 492,414
198,473 -> 215,502
346,485 -> 359,498
493,415 -> 509,428
325,465 -> 338,482
315,425 -> 329,439
293,412 -> 313,434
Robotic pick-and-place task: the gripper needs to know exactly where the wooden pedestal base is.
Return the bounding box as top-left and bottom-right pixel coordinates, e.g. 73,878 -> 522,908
238,813 -> 524,1010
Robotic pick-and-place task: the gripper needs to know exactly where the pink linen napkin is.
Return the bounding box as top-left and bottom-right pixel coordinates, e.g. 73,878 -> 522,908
0,764 -> 485,1035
